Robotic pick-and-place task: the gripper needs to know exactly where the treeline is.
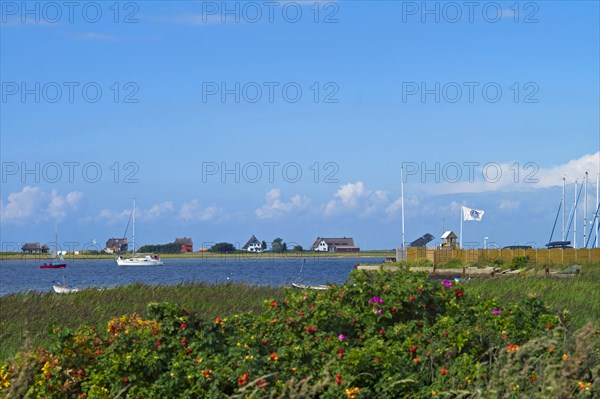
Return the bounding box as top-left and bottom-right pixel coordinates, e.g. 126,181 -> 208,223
208,238 -> 303,253
138,242 -> 181,254
137,238 -> 304,254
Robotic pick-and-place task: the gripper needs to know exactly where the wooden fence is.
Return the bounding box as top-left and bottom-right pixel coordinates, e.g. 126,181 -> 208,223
406,247 -> 600,265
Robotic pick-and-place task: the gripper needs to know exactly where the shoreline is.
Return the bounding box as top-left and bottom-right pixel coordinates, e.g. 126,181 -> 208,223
0,251 -> 394,261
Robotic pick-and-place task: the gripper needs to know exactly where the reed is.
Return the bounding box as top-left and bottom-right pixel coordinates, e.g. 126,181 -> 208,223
0,282 -> 284,360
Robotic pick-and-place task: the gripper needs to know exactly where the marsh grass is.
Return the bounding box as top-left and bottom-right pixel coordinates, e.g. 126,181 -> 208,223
464,263 -> 600,330
1,262 -> 598,362
0,282 -> 284,360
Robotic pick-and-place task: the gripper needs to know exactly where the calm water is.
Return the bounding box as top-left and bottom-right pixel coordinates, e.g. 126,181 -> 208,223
0,257 -> 384,296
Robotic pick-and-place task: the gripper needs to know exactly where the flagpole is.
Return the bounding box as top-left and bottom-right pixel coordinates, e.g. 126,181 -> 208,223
401,166 -> 405,250
460,206 -> 463,249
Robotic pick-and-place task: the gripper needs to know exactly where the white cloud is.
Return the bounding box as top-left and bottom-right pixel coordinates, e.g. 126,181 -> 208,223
1,186 -> 83,224
179,199 -> 224,222
95,201 -> 174,224
139,201 -> 174,221
385,195 -> 420,217
324,182 -> 391,217
255,188 -> 310,219
498,200 -> 519,211
536,152 -> 600,189
408,152 -> 600,196
47,190 -> 84,220
95,208 -> 132,224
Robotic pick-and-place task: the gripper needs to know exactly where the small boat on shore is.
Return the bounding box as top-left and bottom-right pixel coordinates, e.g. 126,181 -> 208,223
291,283 -> 329,290
53,277 -> 79,293
53,284 -> 80,293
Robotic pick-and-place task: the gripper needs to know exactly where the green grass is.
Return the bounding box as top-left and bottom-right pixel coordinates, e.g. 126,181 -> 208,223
0,282 -> 284,361
2,262 -> 598,362
464,262 -> 600,330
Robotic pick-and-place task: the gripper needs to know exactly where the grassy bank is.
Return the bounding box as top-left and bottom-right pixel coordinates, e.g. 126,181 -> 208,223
464,264 -> 600,330
1,262 -> 598,361
378,260 -> 600,330
2,269 -> 598,398
0,283 -> 284,361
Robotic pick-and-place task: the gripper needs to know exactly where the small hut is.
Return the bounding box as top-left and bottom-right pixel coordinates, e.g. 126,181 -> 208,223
440,231 -> 459,249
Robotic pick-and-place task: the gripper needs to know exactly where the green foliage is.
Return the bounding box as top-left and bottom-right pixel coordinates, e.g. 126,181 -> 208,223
510,256 -> 531,269
3,269 -> 598,398
292,245 -> 304,252
210,242 -> 237,253
139,242 -> 182,254
271,238 -> 287,253
491,258 -> 504,266
0,283 -> 283,361
440,259 -> 463,269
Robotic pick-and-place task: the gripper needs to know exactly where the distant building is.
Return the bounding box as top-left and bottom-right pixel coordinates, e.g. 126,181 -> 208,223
440,231 -> 459,249
410,233 -> 434,247
311,237 -> 360,253
105,238 -> 128,254
242,235 -> 263,252
176,237 -> 193,252
21,242 -> 49,253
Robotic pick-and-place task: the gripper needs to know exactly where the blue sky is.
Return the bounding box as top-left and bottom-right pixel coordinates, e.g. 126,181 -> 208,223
1,1 -> 599,251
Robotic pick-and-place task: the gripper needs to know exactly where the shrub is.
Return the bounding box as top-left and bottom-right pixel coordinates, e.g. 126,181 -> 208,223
2,269 -> 598,398
510,256 -> 530,270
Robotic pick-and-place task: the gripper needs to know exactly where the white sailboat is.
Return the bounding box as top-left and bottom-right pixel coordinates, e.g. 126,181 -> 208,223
116,198 -> 164,266
40,225 -> 67,269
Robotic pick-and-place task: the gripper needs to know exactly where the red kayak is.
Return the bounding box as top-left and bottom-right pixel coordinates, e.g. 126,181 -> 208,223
40,262 -> 67,269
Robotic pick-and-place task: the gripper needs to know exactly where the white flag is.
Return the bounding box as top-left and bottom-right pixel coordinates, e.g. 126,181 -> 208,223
463,206 -> 484,221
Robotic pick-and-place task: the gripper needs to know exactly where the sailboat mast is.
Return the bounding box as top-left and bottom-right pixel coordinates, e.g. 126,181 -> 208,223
597,172 -> 599,248
574,180 -> 577,248
584,172 -> 588,247
401,167 -> 405,250
54,223 -> 58,258
132,198 -> 136,255
562,177 -> 566,241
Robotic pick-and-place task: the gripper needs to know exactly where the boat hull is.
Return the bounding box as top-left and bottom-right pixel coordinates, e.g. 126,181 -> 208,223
291,283 -> 329,290
40,264 -> 67,269
116,256 -> 163,266
53,285 -> 79,293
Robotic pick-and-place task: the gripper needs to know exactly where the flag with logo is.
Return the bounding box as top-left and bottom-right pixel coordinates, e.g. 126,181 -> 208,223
462,206 -> 484,221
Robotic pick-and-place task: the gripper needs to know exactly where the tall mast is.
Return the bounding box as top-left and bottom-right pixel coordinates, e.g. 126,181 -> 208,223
562,177 -> 566,240
574,180 -> 577,248
132,197 -> 136,255
400,167 -> 405,250
584,172 -> 588,247
597,172 -> 599,248
53,223 -> 58,259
